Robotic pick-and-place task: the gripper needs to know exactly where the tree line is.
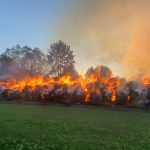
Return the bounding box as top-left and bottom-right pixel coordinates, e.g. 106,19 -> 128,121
0,40 -> 110,79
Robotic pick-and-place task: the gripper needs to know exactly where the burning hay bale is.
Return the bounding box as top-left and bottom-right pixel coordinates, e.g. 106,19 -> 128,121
60,84 -> 85,106
145,87 -> 150,108
9,90 -> 22,101
75,86 -> 86,104
64,84 -> 79,105
134,87 -> 150,108
115,89 -> 128,105
53,84 -> 67,104
44,84 -> 55,102
22,86 -> 33,101
88,89 -> 102,105
0,71 -> 149,109
0,89 -> 11,101
100,88 -> 111,105
44,90 -> 55,103
124,81 -> 150,108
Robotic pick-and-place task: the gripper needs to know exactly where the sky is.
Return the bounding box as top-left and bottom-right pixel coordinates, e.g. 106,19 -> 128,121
0,0 -> 150,78
0,0 -> 68,51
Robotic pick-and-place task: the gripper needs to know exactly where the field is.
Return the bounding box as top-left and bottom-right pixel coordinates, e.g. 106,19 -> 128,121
0,103 -> 150,150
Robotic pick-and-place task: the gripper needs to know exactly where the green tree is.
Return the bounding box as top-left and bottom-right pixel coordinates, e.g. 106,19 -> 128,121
48,40 -> 76,76
0,45 -> 49,77
19,46 -> 49,75
0,54 -> 14,77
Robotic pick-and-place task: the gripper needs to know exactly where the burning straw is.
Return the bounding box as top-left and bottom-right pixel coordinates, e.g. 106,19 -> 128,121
0,67 -> 149,108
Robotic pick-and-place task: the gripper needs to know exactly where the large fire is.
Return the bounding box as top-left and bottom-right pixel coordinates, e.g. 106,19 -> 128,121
0,69 -> 149,105
144,77 -> 150,85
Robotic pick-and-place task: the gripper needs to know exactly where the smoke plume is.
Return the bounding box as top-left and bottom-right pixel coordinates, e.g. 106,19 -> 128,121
49,0 -> 150,79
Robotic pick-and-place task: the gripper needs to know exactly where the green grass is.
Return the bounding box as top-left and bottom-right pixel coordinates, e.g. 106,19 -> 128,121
0,103 -> 150,150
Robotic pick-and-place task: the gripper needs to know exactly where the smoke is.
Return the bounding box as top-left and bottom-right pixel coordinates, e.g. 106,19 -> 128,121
0,59 -> 30,80
0,62 -> 19,80
49,0 -> 150,78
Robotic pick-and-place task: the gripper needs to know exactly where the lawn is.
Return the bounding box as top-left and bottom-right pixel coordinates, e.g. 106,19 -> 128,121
0,103 -> 150,150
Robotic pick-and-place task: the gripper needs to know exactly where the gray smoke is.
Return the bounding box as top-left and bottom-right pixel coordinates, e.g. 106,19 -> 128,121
49,0 -> 150,79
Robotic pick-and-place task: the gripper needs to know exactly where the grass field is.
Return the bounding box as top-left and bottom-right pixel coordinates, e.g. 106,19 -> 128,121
0,103 -> 150,150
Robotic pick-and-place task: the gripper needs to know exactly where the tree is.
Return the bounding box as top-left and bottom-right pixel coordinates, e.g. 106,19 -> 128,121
85,67 -> 95,78
0,54 -> 13,64
85,65 -> 112,79
3,44 -> 21,59
0,45 -> 49,77
18,46 -> 49,76
0,54 -> 14,78
97,66 -> 112,79
63,64 -> 79,79
48,40 -> 76,76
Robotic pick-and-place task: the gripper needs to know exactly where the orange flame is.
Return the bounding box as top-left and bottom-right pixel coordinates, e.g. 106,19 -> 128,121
1,72 -> 147,103
111,90 -> 116,102
144,77 -> 150,85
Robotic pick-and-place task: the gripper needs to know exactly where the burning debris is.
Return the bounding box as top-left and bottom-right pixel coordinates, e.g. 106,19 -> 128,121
0,69 -> 149,108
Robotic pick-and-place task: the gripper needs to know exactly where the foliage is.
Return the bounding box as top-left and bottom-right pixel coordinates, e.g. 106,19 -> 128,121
0,45 -> 49,77
48,40 -> 76,76
0,54 -> 17,78
0,41 -> 77,78
85,65 -> 112,79
18,47 -> 49,75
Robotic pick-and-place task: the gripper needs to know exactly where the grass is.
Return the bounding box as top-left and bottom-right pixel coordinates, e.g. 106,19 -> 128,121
0,103 -> 150,150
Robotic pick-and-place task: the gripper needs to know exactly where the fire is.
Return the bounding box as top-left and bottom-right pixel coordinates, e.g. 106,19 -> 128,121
128,96 -> 131,102
0,70 -> 148,104
111,90 -> 116,102
57,75 -> 74,86
144,77 -> 150,85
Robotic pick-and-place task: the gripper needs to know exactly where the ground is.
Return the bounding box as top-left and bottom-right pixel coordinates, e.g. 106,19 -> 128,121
0,103 -> 150,150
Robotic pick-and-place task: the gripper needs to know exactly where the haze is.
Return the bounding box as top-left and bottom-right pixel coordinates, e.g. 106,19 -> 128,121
50,0 -> 150,79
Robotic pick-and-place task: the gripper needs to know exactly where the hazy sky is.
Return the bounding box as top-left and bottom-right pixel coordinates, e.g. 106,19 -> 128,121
50,0 -> 150,78
0,0 -> 150,78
